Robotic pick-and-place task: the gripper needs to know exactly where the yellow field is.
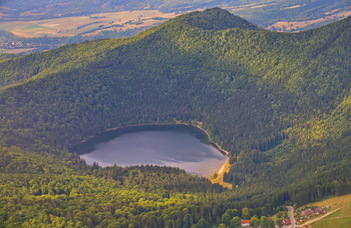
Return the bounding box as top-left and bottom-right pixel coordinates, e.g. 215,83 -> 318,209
0,10 -> 176,38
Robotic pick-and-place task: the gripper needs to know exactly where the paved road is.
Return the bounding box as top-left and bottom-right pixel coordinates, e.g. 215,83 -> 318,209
287,206 -> 296,228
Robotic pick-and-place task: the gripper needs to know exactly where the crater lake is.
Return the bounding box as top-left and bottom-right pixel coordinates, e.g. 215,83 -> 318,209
74,124 -> 228,177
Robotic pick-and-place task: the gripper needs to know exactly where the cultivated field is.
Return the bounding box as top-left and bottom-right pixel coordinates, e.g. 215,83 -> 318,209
267,9 -> 351,31
0,10 -> 176,38
0,48 -> 35,54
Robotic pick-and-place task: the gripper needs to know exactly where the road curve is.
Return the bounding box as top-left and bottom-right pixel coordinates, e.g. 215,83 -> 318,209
287,206 -> 296,228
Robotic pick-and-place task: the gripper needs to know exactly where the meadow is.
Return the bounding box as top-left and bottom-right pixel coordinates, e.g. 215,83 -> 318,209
297,194 -> 351,227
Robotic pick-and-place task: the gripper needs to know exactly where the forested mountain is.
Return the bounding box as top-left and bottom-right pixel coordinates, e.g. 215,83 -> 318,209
2,0 -> 351,55
1,8 -> 351,227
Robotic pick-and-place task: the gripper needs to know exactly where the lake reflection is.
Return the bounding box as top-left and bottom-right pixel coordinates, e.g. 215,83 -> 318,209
81,130 -> 227,177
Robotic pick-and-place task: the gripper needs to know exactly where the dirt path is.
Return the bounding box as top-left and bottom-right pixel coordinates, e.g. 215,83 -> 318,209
209,158 -> 232,188
297,208 -> 340,227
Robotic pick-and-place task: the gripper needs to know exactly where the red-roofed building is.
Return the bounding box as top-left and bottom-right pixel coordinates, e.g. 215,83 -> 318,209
284,219 -> 291,225
241,220 -> 250,227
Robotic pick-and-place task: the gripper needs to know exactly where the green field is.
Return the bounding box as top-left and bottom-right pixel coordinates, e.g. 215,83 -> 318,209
297,194 -> 351,227
312,217 -> 351,228
312,205 -> 351,228
22,25 -> 48,30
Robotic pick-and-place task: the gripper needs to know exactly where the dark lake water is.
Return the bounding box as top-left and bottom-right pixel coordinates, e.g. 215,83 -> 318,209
79,126 -> 227,177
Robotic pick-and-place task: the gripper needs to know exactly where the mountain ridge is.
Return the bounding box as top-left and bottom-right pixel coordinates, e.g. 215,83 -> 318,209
3,7 -> 350,90
0,8 -> 261,89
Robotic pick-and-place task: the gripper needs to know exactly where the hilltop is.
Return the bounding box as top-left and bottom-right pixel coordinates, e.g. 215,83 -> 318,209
1,0 -> 351,54
170,8 -> 262,31
1,8 -> 351,227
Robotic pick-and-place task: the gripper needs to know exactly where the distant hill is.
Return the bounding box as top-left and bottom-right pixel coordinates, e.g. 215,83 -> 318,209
1,8 -> 351,227
3,0 -> 351,29
2,0 -> 351,54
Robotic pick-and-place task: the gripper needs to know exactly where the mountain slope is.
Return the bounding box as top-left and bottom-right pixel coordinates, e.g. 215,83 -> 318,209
1,8 -> 351,210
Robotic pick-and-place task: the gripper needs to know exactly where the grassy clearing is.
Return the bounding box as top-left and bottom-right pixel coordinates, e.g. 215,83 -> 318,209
302,194 -> 351,209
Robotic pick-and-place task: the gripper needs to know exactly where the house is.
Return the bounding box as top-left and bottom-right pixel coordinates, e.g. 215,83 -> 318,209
302,208 -> 314,217
300,207 -> 326,218
241,220 -> 250,227
284,219 -> 291,225
315,207 -> 326,214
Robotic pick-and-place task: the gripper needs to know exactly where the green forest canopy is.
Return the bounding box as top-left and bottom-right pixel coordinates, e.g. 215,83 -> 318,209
1,8 -> 351,227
